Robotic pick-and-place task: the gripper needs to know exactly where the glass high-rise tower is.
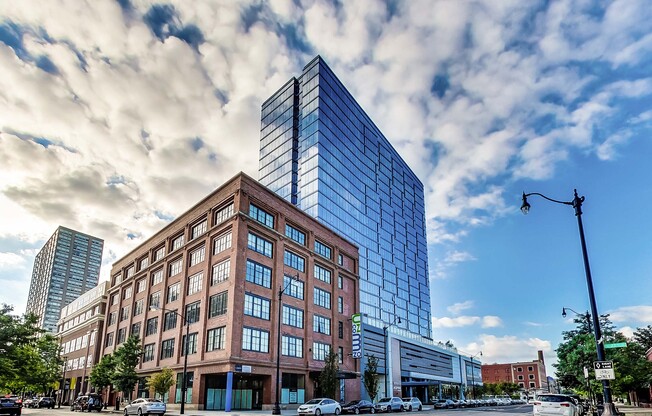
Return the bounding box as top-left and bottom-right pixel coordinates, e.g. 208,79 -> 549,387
259,56 -> 431,337
26,226 -> 104,332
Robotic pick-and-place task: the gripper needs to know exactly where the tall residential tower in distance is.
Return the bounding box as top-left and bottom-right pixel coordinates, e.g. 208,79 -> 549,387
259,56 -> 431,337
26,226 -> 104,332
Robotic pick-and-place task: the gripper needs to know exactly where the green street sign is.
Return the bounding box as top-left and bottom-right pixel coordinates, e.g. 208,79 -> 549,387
604,342 -> 627,349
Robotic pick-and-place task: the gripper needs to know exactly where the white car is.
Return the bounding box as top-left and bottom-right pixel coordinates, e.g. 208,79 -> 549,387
298,398 -> 342,416
532,394 -> 578,416
123,398 -> 166,415
402,397 -> 423,411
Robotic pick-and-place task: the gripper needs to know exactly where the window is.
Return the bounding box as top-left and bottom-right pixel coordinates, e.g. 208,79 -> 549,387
312,342 -> 330,360
338,274 -> 343,289
528,366 -> 534,372
137,279 -> 146,293
172,234 -> 184,251
518,382 -> 525,388
185,301 -> 201,324
314,240 -> 332,259
139,257 -> 149,270
242,327 -> 269,352
146,317 -> 158,336
246,259 -> 271,288
248,232 -> 273,257
282,305 -> 303,328
284,275 -> 304,299
123,286 -> 132,299
529,374 -> 535,380
338,321 -> 343,339
126,266 -> 135,278
207,327 -> 226,351
167,282 -> 180,303
518,375 -> 524,380
314,264 -> 331,284
191,220 -> 207,239
110,293 -> 118,305
154,246 -> 165,262
249,203 -> 274,228
282,335 -> 303,357
338,254 -> 343,266
164,311 -> 177,331
131,322 -> 141,337
213,232 -> 232,254
517,367 -> 523,372
284,250 -> 305,272
285,224 -> 306,245
182,332 -> 198,355
338,297 -> 343,314
189,246 -> 205,266
120,306 -> 130,321
244,293 -> 270,320
108,311 -> 117,326
117,327 -> 126,344
151,269 -> 164,285
314,287 -> 331,309
161,338 -> 175,359
149,291 -> 161,308
209,291 -> 228,318
313,315 -> 331,335
169,259 -> 183,277
211,259 -> 230,285
187,272 -> 203,295
104,332 -> 114,347
134,299 -> 144,316
112,273 -> 122,286
143,344 -> 155,362
529,382 -> 536,388
338,347 -> 344,364
214,202 -> 234,225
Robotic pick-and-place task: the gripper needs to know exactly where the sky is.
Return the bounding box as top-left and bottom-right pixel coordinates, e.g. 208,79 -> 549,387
1,0 -> 652,377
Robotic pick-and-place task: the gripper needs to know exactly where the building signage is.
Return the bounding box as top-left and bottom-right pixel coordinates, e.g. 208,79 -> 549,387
235,364 -> 252,373
594,361 -> 615,380
351,313 -> 362,359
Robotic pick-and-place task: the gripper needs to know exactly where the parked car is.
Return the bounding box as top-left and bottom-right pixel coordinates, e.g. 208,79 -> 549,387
342,400 -> 376,414
375,397 -> 404,413
21,398 -> 37,409
37,397 -> 55,409
123,398 -> 166,415
401,398 -> 422,411
71,394 -> 103,412
433,399 -> 455,409
532,394 -> 578,416
298,398 -> 342,416
0,397 -> 21,416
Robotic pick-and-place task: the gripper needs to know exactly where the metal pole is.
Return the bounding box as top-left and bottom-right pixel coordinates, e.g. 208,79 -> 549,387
181,318 -> 189,415
471,358 -> 475,400
572,191 -> 616,416
273,284 -> 283,415
59,356 -> 68,408
384,327 -> 389,397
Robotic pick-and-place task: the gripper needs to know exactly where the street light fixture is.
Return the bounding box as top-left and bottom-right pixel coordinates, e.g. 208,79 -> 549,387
469,352 -> 482,400
383,316 -> 402,397
521,189 -> 617,416
561,307 -> 591,326
150,305 -> 189,415
272,274 -> 299,415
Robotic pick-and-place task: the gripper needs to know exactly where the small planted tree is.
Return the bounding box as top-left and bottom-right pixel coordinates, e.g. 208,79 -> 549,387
319,348 -> 340,399
147,368 -> 175,400
111,336 -> 142,401
90,354 -> 116,404
363,354 -> 380,402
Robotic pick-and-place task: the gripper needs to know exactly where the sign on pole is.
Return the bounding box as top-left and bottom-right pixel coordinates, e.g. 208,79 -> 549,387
593,361 -> 615,380
604,342 -> 627,349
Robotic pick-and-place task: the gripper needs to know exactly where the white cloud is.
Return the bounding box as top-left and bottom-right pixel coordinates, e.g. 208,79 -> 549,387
609,305 -> 652,324
481,316 -> 503,328
619,326 -> 635,339
432,314 -> 503,329
463,334 -> 553,368
447,301 -> 474,315
0,252 -> 25,269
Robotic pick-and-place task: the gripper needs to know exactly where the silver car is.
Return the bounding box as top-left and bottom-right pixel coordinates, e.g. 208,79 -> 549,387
298,398 -> 342,416
123,398 -> 166,415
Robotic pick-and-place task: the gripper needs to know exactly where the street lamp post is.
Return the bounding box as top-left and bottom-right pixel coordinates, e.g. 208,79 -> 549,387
521,189 -> 617,416
59,355 -> 68,408
469,352 -> 482,400
383,316 -> 402,398
272,274 -> 299,415
150,305 -> 189,415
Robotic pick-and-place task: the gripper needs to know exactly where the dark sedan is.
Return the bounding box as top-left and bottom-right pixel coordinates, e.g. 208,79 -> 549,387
0,397 -> 21,416
342,400 -> 376,414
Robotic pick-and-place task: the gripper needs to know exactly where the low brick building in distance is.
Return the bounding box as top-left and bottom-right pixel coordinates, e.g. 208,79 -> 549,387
481,350 -> 548,394
102,172 -> 360,411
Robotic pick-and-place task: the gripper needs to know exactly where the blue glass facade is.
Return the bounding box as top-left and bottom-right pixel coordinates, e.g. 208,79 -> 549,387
27,226 -> 104,332
260,56 -> 431,337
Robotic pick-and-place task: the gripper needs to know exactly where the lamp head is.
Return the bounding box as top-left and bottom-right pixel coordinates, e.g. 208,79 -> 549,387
397,317 -> 402,324
561,308 -> 567,318
521,193 -> 531,215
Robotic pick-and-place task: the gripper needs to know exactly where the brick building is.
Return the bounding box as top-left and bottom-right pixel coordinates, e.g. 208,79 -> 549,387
481,350 -> 548,393
102,172 -> 360,410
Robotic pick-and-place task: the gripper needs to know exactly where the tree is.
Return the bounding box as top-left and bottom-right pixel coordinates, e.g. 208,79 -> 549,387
90,353 -> 116,398
319,348 -> 340,399
632,325 -> 652,351
363,354 -> 380,402
147,368 -> 175,400
112,335 -> 142,400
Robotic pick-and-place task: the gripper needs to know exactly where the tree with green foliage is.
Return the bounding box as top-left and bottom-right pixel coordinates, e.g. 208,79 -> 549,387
147,368 -> 175,400
363,354 -> 380,402
90,353 -> 116,401
111,335 -> 142,400
319,348 -> 340,399
632,325 -> 652,351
